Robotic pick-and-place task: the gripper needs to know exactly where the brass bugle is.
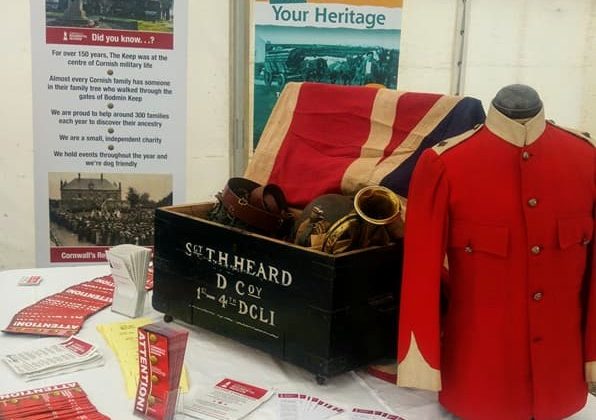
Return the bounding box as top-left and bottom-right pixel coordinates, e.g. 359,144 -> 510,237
354,185 -> 404,248
354,185 -> 401,225
321,186 -> 405,254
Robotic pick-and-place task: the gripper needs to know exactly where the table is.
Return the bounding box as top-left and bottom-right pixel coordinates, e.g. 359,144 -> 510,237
0,265 -> 594,420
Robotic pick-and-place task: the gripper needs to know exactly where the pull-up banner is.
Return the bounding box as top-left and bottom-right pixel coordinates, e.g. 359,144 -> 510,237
31,0 -> 188,266
251,0 -> 403,147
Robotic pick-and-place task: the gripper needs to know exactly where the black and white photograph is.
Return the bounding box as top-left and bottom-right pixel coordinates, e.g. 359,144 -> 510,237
46,0 -> 174,32
48,171 -> 172,248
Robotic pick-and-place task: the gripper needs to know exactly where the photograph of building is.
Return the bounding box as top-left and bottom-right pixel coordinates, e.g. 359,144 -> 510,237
49,172 -> 172,247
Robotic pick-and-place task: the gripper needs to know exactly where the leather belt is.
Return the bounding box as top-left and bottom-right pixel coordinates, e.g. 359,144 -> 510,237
218,177 -> 292,236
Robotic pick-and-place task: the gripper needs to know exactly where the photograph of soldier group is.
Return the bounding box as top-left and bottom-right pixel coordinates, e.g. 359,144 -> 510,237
48,173 -> 172,247
257,43 -> 399,90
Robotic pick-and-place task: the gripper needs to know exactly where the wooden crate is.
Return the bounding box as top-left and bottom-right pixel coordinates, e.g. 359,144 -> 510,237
152,203 -> 401,383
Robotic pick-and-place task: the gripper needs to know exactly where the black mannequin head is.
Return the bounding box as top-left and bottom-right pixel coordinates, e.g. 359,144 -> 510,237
492,84 -> 543,119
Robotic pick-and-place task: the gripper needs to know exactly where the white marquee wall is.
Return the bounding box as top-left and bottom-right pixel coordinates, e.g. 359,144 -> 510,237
1,0 -> 594,269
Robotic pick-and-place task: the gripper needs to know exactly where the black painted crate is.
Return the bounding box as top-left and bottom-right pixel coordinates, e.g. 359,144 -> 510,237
152,203 -> 401,383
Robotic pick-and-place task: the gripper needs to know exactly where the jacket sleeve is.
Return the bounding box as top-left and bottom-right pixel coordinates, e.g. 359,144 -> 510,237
397,149 -> 448,391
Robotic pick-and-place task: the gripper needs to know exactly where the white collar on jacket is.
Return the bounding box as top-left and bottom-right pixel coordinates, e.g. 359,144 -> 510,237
485,104 -> 546,147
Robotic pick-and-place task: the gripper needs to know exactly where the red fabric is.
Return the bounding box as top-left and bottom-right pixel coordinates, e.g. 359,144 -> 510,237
397,150 -> 447,369
381,92 -> 442,161
267,84 -> 378,206
398,122 -> 595,419
247,82 -> 485,207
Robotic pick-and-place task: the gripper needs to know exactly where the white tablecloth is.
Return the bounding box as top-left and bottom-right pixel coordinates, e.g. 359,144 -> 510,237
0,265 -> 594,420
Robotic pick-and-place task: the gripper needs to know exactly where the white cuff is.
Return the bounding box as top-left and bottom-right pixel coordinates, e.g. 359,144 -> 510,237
397,333 -> 441,391
586,361 -> 596,383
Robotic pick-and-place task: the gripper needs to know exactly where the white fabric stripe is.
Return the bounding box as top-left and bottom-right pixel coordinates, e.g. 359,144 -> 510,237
340,89 -> 403,194
369,95 -> 462,185
244,82 -> 302,184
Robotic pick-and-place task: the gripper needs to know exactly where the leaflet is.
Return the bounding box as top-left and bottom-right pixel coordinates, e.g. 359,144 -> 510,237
107,244 -> 151,318
18,275 -> 43,286
276,393 -> 344,420
2,336 -> 104,381
97,318 -> 189,398
184,378 -> 273,420
3,275 -> 116,337
134,322 -> 189,420
0,382 -> 108,419
350,407 -> 406,420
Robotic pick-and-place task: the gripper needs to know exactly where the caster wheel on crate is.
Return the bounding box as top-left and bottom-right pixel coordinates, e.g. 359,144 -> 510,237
163,314 -> 174,323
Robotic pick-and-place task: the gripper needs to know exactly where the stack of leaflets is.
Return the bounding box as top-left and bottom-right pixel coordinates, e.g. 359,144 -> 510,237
96,318 -> 189,398
3,270 -> 154,338
2,336 -> 103,381
184,378 -> 273,420
0,382 -> 109,419
134,322 -> 189,420
276,393 -> 345,419
2,275 -> 115,336
107,244 -> 152,318
97,318 -> 153,397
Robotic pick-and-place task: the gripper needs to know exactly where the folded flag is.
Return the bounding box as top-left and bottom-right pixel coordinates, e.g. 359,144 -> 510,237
245,82 -> 485,207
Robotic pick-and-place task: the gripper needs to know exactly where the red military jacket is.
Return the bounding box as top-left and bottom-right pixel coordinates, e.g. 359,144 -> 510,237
397,104 -> 596,419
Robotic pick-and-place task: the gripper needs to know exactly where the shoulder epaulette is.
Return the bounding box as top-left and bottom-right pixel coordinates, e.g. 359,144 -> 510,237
547,120 -> 594,147
432,124 -> 483,155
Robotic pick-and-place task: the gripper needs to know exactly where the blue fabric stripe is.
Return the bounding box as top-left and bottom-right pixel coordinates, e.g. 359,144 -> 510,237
380,97 -> 485,197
